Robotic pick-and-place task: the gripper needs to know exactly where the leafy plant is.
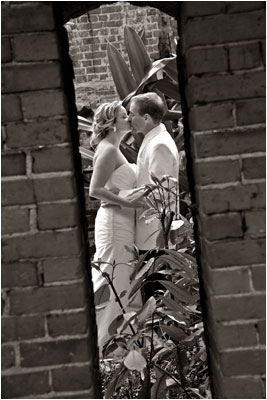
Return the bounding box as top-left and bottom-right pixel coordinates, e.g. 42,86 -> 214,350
92,175 -> 211,399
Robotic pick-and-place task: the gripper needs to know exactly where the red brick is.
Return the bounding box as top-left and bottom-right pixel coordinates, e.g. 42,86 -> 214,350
42,257 -> 84,283
257,320 -> 266,345
1,152 -> 26,176
251,265 -> 266,291
204,266 -> 250,294
221,376 -> 264,399
197,182 -> 265,214
194,127 -> 265,158
205,238 -> 265,267
2,207 -> 30,234
226,2 -> 265,13
6,119 -> 70,148
2,315 -> 45,342
199,213 -> 242,240
189,102 -> 234,131
194,159 -> 240,185
52,364 -> 92,391
242,155 -> 266,179
212,293 -> 266,321
2,371 -> 50,398
2,179 -> 34,206
186,71 -> 265,106
2,63 -> 62,93
1,94 -> 22,122
245,210 -> 266,237
236,98 -> 266,125
186,47 -> 228,76
216,322 -> 258,349
13,32 -> 59,61
21,90 -> 66,119
38,201 -> 79,230
33,175 -> 77,202
2,261 -> 37,288
229,42 -> 262,70
2,344 -> 15,369
2,37 -> 12,62
183,11 -> 265,50
32,146 -> 74,173
20,338 -> 90,367
2,3 -> 55,33
47,311 -> 88,337
10,283 -> 87,315
182,2 -> 225,16
2,229 -> 82,262
220,349 -> 266,376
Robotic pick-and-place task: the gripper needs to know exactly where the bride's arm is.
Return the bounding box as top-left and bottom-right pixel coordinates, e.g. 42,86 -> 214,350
89,146 -> 144,208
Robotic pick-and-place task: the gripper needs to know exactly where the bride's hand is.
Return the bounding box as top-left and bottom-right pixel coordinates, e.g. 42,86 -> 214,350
127,192 -> 147,209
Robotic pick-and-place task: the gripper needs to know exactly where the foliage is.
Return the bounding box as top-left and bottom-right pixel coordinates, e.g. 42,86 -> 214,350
92,175 -> 211,399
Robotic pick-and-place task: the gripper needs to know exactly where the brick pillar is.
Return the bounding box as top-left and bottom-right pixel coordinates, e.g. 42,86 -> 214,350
178,2 -> 266,398
1,2 -> 100,398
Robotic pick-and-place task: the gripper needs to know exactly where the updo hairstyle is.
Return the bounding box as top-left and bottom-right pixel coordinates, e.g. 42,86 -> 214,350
91,100 -> 122,148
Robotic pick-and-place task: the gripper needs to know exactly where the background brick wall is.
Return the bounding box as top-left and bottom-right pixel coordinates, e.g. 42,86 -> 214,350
66,1 -> 178,110
1,2 -> 100,398
178,2 -> 266,398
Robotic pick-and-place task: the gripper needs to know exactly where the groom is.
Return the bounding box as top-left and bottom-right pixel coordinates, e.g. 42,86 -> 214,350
128,92 -> 179,298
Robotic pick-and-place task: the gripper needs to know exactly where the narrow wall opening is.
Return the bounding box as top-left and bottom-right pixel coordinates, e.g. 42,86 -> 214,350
64,2 -> 211,398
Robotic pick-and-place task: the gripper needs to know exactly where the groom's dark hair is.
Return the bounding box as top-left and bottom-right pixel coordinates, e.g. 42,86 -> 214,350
131,92 -> 165,123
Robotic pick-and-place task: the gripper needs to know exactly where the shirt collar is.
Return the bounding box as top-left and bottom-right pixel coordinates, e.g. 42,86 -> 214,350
139,123 -> 165,155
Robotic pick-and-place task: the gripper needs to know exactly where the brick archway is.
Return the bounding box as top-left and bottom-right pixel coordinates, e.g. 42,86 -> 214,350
2,2 -> 265,399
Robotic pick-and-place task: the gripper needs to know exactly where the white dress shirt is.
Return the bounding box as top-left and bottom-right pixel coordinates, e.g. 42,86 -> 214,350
135,123 -> 179,250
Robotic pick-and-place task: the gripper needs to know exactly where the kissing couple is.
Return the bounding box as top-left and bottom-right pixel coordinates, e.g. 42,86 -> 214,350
89,92 -> 179,357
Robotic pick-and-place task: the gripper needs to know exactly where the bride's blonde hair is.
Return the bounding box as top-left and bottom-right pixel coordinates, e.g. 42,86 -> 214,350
91,100 -> 122,148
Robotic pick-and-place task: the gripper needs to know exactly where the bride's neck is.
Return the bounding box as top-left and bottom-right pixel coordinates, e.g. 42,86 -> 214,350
105,129 -> 121,147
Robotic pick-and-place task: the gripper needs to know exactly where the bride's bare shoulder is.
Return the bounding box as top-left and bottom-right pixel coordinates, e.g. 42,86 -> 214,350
94,142 -> 118,163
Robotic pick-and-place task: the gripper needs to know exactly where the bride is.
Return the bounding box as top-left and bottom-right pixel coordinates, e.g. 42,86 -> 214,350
89,101 -> 144,356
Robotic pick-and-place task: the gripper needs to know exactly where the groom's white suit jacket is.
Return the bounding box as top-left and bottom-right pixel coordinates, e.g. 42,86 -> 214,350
135,123 -> 179,250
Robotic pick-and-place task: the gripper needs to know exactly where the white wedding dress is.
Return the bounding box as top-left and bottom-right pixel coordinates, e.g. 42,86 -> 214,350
92,163 -> 141,356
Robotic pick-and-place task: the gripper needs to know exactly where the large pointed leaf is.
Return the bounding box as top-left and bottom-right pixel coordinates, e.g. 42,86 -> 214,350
124,26 -> 152,85
160,324 -> 187,342
151,366 -> 168,399
150,79 -> 180,102
124,350 -> 146,371
94,284 -> 110,307
138,296 -> 156,326
137,367 -> 151,398
163,57 -> 178,82
107,42 -> 137,99
158,280 -> 196,304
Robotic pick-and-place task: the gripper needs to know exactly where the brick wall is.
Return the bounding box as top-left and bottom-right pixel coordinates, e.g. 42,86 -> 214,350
66,1 -> 178,110
1,2 -> 100,398
178,2 -> 266,398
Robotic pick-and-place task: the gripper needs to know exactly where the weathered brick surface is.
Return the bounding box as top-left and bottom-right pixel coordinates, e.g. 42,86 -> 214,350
33,175 -> 77,202
52,364 -> 93,391
242,155 -> 266,179
251,265 -> 266,291
47,311 -> 88,337
2,315 -> 45,342
42,257 -> 84,283
216,322 -> 258,349
2,179 -> 34,206
13,32 -> 59,61
6,119 -> 70,149
2,63 -> 62,93
236,98 -> 266,125
199,213 -> 242,240
185,46 -> 228,76
229,42 -> 263,70
197,182 -> 265,214
204,267 -> 250,295
2,261 -> 37,288
21,90 -> 66,119
193,127 -> 265,158
1,152 -> 26,176
221,376 -> 264,399
2,207 -> 30,234
2,94 -> 22,123
2,371 -> 50,398
245,210 -> 266,237
9,283 -> 87,315
32,146 -> 74,173
20,338 -> 90,367
2,37 -> 12,63
2,229 -> 82,262
2,344 -> 15,369
257,320 -> 266,344
38,201 -> 79,229
189,102 -> 234,131
194,159 -> 240,185
220,349 -> 266,376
